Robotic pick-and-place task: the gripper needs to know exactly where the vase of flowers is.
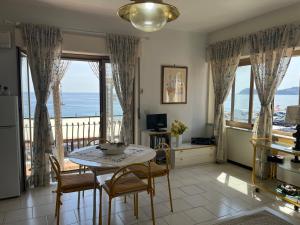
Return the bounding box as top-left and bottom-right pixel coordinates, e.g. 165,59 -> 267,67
171,120 -> 188,147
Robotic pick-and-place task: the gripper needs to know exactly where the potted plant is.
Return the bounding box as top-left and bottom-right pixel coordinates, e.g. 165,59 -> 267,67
171,120 -> 188,147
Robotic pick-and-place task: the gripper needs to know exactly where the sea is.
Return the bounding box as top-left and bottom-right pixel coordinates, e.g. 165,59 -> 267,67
22,92 -> 298,121
224,94 -> 299,123
22,92 -> 123,118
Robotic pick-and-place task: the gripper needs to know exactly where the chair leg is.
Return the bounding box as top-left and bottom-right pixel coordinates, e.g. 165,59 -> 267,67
82,166 -> 86,197
55,190 -> 59,217
108,197 -> 112,225
149,189 -> 156,225
77,191 -> 80,209
133,194 -> 136,217
124,195 -> 127,203
56,193 -> 62,225
136,193 -> 139,219
167,173 -> 173,212
152,177 -> 156,196
98,187 -> 102,225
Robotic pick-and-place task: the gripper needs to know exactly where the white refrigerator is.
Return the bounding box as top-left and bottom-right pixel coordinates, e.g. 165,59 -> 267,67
0,96 -> 22,199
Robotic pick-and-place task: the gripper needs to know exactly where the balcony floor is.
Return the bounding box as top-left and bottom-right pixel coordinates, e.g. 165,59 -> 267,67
1,163 -> 300,225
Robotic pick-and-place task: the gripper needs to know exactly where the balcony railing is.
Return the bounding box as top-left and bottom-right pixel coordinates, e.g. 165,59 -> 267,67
23,115 -> 122,172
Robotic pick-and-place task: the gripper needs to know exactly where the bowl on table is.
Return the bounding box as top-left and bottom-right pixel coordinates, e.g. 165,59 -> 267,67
99,143 -> 127,155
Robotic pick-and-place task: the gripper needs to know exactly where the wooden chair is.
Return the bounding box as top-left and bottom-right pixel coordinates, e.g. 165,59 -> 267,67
99,163 -> 155,225
49,155 -> 101,225
78,138 -> 118,197
130,143 -> 173,212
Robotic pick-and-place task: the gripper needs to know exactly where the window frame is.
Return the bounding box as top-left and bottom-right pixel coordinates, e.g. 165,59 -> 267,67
226,58 -> 254,130
226,50 -> 300,132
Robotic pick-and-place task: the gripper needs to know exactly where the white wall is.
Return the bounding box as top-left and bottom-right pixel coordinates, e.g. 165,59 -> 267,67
140,30 -> 208,141
208,2 -> 300,43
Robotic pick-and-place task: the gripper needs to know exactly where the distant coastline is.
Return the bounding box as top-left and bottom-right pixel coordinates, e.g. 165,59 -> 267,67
239,86 -> 299,95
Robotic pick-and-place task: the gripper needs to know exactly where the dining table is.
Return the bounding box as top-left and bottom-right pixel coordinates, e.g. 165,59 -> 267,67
68,144 -> 156,225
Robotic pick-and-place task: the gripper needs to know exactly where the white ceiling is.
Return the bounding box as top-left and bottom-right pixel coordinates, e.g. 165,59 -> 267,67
6,0 -> 300,32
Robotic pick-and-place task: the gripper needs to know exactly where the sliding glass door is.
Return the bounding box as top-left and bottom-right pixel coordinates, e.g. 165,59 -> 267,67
20,54 -> 123,176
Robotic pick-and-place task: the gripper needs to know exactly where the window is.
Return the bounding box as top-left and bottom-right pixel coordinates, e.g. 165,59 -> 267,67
273,55 -> 300,135
225,59 -> 254,129
225,54 -> 300,134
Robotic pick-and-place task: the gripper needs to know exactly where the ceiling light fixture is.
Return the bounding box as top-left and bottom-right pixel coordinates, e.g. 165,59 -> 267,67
118,0 -> 180,32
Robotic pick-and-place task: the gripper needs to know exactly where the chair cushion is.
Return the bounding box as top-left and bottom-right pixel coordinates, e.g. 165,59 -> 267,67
103,174 -> 148,196
61,173 -> 96,192
131,162 -> 168,179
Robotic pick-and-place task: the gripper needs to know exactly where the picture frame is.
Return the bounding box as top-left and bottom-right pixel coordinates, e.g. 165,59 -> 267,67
161,65 -> 188,104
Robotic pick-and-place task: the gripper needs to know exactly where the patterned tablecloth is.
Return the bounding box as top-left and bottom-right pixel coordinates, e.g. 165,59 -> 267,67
69,144 -> 155,167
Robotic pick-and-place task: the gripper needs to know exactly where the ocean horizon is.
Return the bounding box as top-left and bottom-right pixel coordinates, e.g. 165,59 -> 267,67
22,92 -> 123,118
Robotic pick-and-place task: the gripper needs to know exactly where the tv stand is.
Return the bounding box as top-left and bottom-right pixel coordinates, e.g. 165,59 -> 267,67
152,129 -> 167,132
141,130 -> 171,148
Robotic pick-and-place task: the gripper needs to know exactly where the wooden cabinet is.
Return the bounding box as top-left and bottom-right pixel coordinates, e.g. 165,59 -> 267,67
171,144 -> 216,168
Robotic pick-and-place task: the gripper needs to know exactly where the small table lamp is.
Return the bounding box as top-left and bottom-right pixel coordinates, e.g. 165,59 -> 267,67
285,105 -> 300,163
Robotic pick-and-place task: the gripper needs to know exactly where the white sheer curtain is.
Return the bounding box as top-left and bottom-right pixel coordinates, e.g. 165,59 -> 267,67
207,37 -> 246,162
106,34 -> 140,145
51,60 -> 70,169
21,23 -> 62,186
249,24 -> 300,178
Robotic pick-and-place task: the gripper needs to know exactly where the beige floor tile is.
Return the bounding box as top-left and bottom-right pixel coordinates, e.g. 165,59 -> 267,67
184,206 -> 216,223
3,208 -> 33,223
3,217 -> 47,225
141,202 -> 172,218
204,202 -> 236,218
171,198 -> 193,213
180,184 -> 205,195
118,209 -> 150,224
184,194 -> 210,208
47,210 -> 77,225
163,212 -> 195,225
0,199 -> 22,213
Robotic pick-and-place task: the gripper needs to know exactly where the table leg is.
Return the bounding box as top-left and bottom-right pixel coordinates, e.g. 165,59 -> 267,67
93,172 -> 97,225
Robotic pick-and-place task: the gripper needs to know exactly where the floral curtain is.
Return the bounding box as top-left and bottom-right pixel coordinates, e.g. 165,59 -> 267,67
207,37 -> 246,162
22,23 -> 62,187
51,60 -> 70,169
106,34 -> 140,145
249,24 -> 300,178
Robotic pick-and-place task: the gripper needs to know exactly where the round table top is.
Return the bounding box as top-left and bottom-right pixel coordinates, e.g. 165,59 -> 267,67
68,144 -> 156,169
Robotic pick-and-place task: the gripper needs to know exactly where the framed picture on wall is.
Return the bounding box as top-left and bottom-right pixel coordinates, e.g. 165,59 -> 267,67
161,65 -> 188,104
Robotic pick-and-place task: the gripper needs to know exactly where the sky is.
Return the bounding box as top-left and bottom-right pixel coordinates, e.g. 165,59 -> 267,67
61,61 -> 99,93
235,56 -> 300,93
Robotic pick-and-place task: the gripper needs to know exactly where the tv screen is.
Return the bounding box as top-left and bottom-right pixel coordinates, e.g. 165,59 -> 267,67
146,114 -> 167,131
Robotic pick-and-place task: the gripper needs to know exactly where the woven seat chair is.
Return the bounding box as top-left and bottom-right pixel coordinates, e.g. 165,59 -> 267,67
49,155 -> 101,225
78,138 -> 119,197
130,143 -> 173,212
99,163 -> 156,225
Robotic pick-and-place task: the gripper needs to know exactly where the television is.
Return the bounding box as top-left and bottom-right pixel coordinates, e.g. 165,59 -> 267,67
146,113 -> 167,131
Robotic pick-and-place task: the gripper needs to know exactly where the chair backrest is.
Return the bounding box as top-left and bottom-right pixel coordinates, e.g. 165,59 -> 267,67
49,155 -> 61,181
109,163 -> 152,195
155,143 -> 171,170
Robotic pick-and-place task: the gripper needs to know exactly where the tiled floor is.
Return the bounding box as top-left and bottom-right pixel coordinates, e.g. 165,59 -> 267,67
1,163 -> 300,225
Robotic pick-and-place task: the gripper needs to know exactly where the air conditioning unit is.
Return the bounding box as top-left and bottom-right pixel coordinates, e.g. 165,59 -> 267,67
0,31 -> 11,49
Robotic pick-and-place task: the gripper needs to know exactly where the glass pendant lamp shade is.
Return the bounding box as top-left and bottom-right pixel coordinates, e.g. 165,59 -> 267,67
118,0 -> 179,32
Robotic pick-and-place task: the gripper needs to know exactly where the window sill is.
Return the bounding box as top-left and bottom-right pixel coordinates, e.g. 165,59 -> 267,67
226,126 -> 253,133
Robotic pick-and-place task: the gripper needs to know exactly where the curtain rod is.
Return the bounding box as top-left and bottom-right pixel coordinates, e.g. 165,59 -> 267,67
4,19 -> 150,40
